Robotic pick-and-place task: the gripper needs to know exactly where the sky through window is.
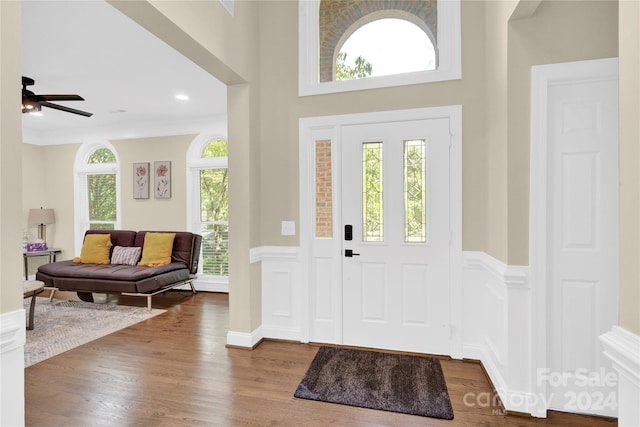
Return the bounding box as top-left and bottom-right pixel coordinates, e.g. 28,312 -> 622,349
339,18 -> 436,78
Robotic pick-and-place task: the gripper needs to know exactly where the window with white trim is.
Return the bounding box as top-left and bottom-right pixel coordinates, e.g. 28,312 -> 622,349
74,142 -> 121,252
187,135 -> 229,286
299,0 -> 461,96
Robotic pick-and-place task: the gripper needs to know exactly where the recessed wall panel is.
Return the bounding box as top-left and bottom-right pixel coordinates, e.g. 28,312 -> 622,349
561,102 -> 599,134
401,264 -> 428,325
272,271 -> 291,317
314,258 -> 333,320
360,263 -> 386,321
561,280 -> 597,371
562,153 -> 599,250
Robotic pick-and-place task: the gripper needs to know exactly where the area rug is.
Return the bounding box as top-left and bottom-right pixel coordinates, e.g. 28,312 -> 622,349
24,297 -> 165,367
294,346 -> 454,420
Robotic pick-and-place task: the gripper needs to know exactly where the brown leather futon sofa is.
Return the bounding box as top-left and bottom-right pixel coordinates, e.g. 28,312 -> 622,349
36,230 -> 202,309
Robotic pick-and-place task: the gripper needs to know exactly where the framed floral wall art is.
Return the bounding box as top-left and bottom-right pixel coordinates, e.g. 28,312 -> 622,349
154,161 -> 172,199
133,162 -> 149,199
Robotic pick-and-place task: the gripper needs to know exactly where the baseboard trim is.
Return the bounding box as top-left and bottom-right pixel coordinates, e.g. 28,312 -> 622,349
174,280 -> 229,293
226,326 -> 263,349
261,326 -> 301,342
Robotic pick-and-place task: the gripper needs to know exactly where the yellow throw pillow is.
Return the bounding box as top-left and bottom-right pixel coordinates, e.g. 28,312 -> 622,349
73,234 -> 112,264
138,232 -> 176,267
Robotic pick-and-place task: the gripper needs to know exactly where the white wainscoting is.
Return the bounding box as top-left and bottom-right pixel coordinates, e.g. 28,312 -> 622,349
1,308 -> 26,427
600,326 -> 640,427
256,247 -> 538,414
253,246 -> 302,342
462,252 -> 538,415
256,247 -> 638,419
256,246 -> 538,414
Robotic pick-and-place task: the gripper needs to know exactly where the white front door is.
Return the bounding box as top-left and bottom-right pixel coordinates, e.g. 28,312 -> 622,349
341,118 -> 452,355
546,71 -> 619,417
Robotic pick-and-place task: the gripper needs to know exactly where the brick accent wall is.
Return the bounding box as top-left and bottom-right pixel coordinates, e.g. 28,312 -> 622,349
319,0 -> 438,82
315,140 -> 333,238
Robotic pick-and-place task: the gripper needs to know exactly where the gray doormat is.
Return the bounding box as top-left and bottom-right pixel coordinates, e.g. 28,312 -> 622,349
294,346 -> 454,420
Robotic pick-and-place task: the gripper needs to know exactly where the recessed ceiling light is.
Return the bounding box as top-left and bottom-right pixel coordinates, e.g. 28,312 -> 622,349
175,94 -> 189,101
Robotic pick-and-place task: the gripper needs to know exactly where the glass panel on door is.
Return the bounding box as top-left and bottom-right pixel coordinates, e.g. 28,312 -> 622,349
404,139 -> 427,243
362,142 -> 384,242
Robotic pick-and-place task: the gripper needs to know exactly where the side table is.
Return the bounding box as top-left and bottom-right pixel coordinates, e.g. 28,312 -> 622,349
23,248 -> 61,280
23,280 -> 44,330
23,248 -> 61,301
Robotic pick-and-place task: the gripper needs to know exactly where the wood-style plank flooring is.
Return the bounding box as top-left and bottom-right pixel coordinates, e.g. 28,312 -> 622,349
25,292 -> 617,426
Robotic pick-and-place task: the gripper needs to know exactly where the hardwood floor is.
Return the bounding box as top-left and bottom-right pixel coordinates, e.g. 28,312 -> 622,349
25,292 -> 616,426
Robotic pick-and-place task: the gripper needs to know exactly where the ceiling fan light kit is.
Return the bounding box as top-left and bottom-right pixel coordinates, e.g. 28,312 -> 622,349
21,76 -> 93,117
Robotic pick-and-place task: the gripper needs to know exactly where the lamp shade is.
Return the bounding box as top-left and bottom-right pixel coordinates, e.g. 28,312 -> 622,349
28,208 -> 55,225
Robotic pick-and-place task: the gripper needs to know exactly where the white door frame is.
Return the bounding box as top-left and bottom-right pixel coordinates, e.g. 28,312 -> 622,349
299,106 -> 463,358
529,57 -> 619,417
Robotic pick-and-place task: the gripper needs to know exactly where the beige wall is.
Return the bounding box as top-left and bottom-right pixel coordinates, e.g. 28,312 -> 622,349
484,1 -> 518,263
22,143 -> 78,276
258,0 -> 489,251
0,1 -> 23,315
22,143 -> 46,246
112,134 -> 193,231
618,0 -> 640,335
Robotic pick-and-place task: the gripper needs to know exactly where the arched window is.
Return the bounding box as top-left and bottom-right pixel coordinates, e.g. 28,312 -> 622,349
187,134 -> 229,291
299,0 -> 461,96
74,142 -> 121,252
336,18 -> 436,81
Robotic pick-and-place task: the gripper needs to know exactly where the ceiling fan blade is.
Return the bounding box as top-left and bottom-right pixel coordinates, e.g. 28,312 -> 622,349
38,94 -> 85,101
40,101 -> 93,117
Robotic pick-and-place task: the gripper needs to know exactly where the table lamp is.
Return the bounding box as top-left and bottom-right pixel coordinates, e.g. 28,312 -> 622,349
28,207 -> 55,245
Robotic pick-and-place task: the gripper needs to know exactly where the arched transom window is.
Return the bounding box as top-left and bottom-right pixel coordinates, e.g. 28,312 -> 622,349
299,0 -> 460,96
321,1 -> 438,82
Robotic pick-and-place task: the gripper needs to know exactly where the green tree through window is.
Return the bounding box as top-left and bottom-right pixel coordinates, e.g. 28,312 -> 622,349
87,148 -> 117,230
335,51 -> 373,80
199,140 -> 229,276
88,147 -> 116,164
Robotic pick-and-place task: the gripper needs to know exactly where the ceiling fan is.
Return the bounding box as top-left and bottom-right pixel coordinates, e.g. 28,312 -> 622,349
21,76 -> 93,117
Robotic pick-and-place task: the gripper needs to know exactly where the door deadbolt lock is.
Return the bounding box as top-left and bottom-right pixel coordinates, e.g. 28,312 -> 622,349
345,224 -> 353,241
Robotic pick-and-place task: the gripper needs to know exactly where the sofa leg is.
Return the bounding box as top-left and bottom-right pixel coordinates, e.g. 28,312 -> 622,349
77,292 -> 94,303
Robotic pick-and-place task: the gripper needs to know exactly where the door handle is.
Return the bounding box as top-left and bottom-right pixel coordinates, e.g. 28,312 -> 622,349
345,249 -> 360,257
